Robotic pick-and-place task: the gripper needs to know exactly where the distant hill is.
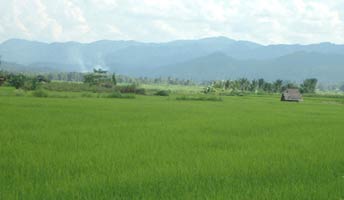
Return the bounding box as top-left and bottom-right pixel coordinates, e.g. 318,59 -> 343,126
1,37 -> 344,81
155,52 -> 344,81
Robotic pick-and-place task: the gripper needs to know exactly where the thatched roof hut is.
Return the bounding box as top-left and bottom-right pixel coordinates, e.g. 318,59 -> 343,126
281,89 -> 303,102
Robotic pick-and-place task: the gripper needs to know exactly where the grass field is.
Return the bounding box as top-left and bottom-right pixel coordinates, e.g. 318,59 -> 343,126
0,87 -> 344,199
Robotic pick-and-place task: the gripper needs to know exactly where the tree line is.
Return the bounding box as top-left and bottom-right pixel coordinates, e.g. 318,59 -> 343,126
0,71 -> 50,90
204,78 -> 319,94
1,69 -> 341,95
0,70 -> 196,86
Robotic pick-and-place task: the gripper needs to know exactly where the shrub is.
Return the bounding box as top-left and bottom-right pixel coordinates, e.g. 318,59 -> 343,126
135,88 -> 146,95
116,84 -> 145,95
22,78 -> 38,91
176,95 -> 222,102
42,82 -> 94,92
14,89 -> 26,97
0,71 -> 8,86
81,93 -> 93,98
228,90 -> 246,96
32,90 -> 48,98
203,86 -> 217,94
48,94 -> 70,98
8,74 -> 26,89
107,91 -> 122,98
107,91 -> 135,99
100,82 -> 114,88
116,84 -> 136,93
155,90 -> 170,96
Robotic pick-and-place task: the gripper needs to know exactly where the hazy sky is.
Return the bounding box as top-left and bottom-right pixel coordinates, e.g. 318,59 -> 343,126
1,0 -> 344,44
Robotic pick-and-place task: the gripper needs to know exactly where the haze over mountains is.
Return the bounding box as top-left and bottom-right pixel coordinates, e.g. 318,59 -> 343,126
1,37 -> 344,81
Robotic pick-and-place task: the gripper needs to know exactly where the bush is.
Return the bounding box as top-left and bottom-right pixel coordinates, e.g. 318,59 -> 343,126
135,88 -> 146,95
8,74 -> 26,89
155,90 -> 170,96
228,90 -> 246,96
32,90 -> 48,98
303,93 -> 344,99
0,71 -> 8,86
42,82 -> 95,92
203,86 -> 217,94
176,95 -> 222,102
100,82 -> 114,88
48,94 -> 70,98
116,84 -> 137,93
22,78 -> 39,91
116,84 -> 145,95
14,89 -> 26,97
107,91 -> 122,98
107,91 -> 135,99
81,93 -> 94,98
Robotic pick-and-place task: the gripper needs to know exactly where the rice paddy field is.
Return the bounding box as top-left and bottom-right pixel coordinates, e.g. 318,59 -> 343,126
0,87 -> 344,199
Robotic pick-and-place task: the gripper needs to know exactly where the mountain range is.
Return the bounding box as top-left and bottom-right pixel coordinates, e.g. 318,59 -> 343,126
0,37 -> 344,81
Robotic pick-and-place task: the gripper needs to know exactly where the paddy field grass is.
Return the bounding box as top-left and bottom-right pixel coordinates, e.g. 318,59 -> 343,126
0,88 -> 343,199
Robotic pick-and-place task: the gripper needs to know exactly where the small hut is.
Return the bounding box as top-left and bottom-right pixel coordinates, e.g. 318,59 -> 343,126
281,89 -> 303,102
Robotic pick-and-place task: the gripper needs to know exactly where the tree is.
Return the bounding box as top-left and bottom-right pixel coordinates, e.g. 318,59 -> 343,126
340,84 -> 344,92
262,82 -> 273,93
93,68 -> 107,74
0,70 -> 7,86
250,80 -> 258,92
281,82 -> 298,91
8,74 -> 26,89
212,80 -> 225,89
301,78 -> 318,93
84,68 -> 112,86
238,78 -> 250,91
112,73 -> 117,86
258,78 -> 265,89
36,75 -> 50,83
83,73 -> 98,86
224,80 -> 231,90
273,79 -> 283,93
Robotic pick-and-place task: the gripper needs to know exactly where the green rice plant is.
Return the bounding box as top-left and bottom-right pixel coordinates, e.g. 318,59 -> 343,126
1,89 -> 344,199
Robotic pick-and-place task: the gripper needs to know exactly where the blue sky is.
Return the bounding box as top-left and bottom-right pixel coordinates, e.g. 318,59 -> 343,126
1,0 -> 344,44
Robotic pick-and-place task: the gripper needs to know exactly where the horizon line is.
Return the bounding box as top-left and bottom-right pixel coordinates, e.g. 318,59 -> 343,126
1,36 -> 342,46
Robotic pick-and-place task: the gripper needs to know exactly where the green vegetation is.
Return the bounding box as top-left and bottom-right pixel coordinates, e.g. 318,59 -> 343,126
32,89 -> 49,98
0,70 -> 8,86
176,95 -> 223,102
83,68 -> 114,87
300,78 -> 318,93
206,78 -> 318,95
340,85 -> 344,92
154,90 -> 170,96
141,84 -> 203,95
107,91 -> 135,99
0,86 -> 343,199
0,70 -> 343,199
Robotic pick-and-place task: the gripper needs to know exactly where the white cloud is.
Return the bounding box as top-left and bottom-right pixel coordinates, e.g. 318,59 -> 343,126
0,0 -> 344,44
